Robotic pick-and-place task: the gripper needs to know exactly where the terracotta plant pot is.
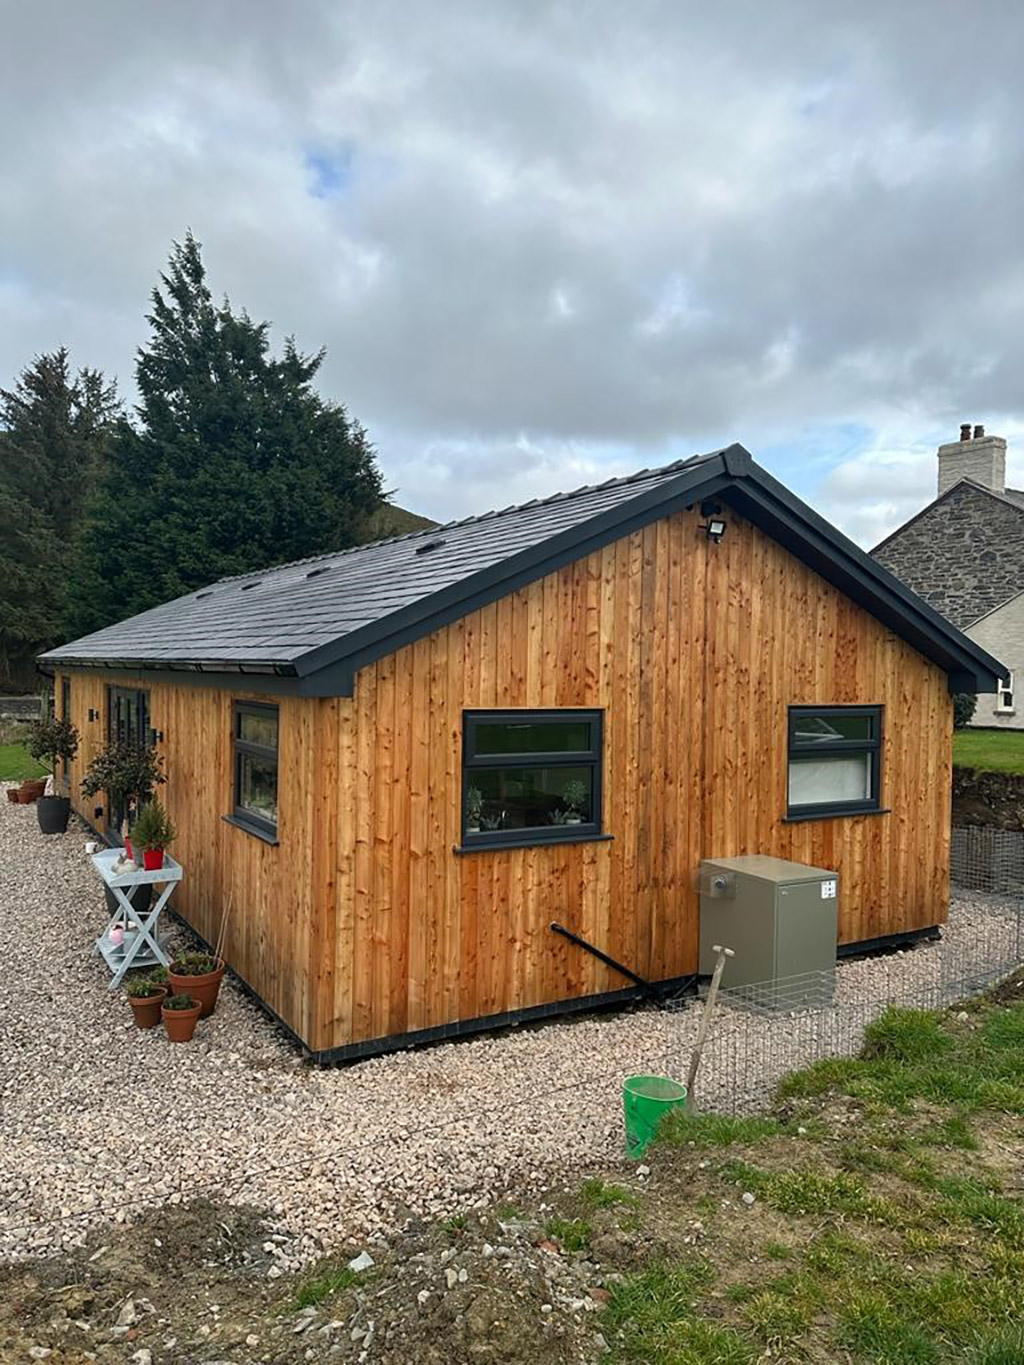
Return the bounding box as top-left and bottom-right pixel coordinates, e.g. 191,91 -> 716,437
21,779 -> 46,802
143,847 -> 165,871
128,988 -> 167,1030
16,789 -> 33,804
169,960 -> 226,1018
162,999 -> 202,1042
6,788 -> 19,804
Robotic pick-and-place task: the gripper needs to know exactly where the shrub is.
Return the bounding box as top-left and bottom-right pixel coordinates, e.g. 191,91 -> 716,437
954,693 -> 977,729
126,976 -> 165,999
25,716 -> 79,774
81,740 -> 165,811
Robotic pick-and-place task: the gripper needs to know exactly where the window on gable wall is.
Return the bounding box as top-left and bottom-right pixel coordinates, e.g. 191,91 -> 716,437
787,705 -> 883,819
461,709 -> 604,849
232,702 -> 280,838
996,673 -> 1015,714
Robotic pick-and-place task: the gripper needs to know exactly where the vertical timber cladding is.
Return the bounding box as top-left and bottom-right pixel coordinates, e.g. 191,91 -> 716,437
58,668 -> 336,1048
326,505 -> 952,1055
56,501 -> 953,1056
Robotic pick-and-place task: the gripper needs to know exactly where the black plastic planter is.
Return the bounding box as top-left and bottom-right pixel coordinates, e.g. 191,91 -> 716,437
36,795 -> 71,835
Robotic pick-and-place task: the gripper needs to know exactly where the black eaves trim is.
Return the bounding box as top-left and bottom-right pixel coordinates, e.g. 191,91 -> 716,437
222,813 -> 279,845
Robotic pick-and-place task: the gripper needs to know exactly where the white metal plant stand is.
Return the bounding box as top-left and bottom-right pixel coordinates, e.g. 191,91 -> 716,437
91,848 -> 183,989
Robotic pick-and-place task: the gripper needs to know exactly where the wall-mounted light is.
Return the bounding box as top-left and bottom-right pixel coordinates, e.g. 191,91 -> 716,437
699,499 -> 727,544
87,708 -> 99,722
149,728 -> 164,745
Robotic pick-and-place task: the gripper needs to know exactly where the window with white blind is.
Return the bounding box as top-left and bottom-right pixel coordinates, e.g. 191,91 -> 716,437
787,706 -> 882,819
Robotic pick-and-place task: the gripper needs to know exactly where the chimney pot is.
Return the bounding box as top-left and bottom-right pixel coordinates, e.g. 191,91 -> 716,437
974,424 -> 985,439
960,423 -> 972,441
938,425 -> 1006,495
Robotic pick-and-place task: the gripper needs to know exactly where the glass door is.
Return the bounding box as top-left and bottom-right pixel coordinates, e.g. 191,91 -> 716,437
106,686 -> 151,834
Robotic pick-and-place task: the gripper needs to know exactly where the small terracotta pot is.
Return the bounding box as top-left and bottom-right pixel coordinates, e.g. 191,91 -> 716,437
128,988 -> 167,1030
143,848 -> 165,871
169,960 -> 226,1018
21,779 -> 46,802
6,788 -> 18,804
16,789 -> 33,805
162,999 -> 201,1042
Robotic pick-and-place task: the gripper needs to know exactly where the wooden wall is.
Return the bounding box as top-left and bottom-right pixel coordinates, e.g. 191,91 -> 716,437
60,502 -> 953,1056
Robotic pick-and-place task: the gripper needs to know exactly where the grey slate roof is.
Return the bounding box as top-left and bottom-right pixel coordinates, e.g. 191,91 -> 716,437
42,451 -> 723,673
872,479 -> 1024,629
42,443 -> 1005,695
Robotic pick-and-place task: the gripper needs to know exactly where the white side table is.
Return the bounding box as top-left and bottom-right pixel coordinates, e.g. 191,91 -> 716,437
91,848 -> 183,989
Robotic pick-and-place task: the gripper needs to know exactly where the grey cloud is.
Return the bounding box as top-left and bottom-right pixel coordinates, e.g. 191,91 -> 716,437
3,1 -> 1024,531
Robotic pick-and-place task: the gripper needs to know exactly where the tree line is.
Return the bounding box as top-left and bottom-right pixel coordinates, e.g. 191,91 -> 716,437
0,232 -> 385,690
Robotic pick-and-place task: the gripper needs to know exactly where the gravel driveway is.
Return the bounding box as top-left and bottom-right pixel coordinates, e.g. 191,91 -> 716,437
1,789 -> 1019,1266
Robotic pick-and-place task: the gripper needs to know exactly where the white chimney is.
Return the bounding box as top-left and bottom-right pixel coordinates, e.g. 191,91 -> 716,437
937,423 -> 1006,497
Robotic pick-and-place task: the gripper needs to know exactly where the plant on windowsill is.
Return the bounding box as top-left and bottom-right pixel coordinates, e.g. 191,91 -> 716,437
25,716 -> 80,834
129,799 -> 176,871
480,811 -> 505,832
161,992 -> 201,1043
465,786 -> 484,834
557,779 -> 588,827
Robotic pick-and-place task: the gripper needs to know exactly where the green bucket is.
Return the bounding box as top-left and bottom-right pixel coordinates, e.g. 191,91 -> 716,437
623,1075 -> 688,1158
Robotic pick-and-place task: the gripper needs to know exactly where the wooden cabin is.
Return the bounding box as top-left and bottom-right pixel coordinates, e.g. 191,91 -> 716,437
41,445 -> 1002,1061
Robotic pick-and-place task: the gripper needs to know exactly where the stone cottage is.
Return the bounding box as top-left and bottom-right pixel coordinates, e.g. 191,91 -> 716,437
874,424 -> 1023,729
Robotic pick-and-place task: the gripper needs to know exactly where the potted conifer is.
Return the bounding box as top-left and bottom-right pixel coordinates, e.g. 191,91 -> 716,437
26,716 -> 80,833
82,740 -> 166,914
129,800 -> 176,870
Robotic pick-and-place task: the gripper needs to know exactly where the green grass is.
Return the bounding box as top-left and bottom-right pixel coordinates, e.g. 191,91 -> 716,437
659,1111 -> 782,1148
0,743 -> 46,781
544,1215 -> 591,1251
953,727 -> 1024,774
291,1264 -> 364,1308
604,1262 -> 753,1364
580,1178 -> 636,1209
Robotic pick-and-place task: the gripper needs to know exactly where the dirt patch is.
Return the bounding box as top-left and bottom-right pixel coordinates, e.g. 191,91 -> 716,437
953,767 -> 1024,829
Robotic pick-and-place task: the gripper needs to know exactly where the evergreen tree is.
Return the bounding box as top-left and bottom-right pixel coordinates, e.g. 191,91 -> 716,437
69,233 -> 384,634
0,350 -> 119,685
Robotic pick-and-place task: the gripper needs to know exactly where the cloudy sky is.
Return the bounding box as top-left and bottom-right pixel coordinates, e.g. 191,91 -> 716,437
3,0 -> 1024,546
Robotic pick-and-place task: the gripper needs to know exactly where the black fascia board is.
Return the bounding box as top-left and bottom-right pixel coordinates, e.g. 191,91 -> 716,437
292,450 -> 743,693
723,473 -> 1005,692
53,661 -> 306,696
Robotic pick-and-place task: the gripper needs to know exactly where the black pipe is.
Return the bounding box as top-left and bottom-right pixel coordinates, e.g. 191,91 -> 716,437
549,922 -> 658,997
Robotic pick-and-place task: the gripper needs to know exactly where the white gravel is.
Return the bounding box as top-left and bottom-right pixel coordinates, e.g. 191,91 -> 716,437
1,787 -> 1019,1265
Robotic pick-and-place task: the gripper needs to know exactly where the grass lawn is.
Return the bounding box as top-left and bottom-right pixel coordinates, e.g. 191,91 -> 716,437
0,743 -> 47,782
953,727 -> 1024,774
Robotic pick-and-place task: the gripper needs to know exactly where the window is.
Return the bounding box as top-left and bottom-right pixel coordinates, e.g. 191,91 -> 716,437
232,702 -> 279,838
996,673 -> 1015,714
462,709 -> 604,849
787,706 -> 882,819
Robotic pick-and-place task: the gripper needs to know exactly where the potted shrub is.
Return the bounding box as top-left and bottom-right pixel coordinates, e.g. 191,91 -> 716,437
169,951 -> 225,1018
125,974 -> 168,1029
82,740 -> 165,914
161,992 -> 201,1042
129,800 -> 176,870
25,716 -> 80,834
81,740 -> 166,846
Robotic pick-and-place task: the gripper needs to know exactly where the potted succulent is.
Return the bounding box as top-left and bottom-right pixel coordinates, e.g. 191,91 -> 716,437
169,951 -> 226,1018
129,800 -> 176,870
25,716 -> 80,834
465,786 -> 484,834
161,992 -> 201,1042
125,973 -> 168,1029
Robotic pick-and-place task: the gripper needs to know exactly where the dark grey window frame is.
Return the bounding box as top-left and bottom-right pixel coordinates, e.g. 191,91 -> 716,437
787,704 -> 883,820
229,700 -> 280,842
461,708 -> 604,851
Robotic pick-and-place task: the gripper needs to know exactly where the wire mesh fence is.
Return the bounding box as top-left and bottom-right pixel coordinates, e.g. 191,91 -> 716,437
671,827 -> 1024,1115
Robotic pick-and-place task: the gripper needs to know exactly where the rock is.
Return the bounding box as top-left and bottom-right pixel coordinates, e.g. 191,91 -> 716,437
445,1267 -> 459,1290
347,1250 -> 375,1272
115,1300 -> 137,1327
742,1192 -> 756,1206
636,1164 -> 651,1177
130,1351 -> 152,1365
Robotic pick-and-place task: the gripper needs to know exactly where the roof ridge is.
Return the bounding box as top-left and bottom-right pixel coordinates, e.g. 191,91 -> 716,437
208,452 -> 711,590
